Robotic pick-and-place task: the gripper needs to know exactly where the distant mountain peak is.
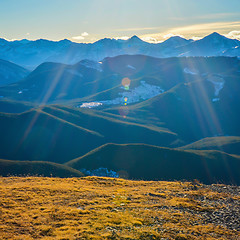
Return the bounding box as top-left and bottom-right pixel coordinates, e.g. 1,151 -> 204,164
199,32 -> 240,47
203,32 -> 227,41
160,35 -> 191,48
13,39 -> 30,44
128,35 -> 143,43
95,37 -> 116,44
59,39 -> 72,43
164,35 -> 188,43
168,35 -> 186,40
209,32 -> 222,37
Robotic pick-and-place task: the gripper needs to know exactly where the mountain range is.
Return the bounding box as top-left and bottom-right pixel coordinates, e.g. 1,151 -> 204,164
0,32 -> 240,69
1,55 -> 240,146
1,55 -> 239,106
0,33 -> 240,184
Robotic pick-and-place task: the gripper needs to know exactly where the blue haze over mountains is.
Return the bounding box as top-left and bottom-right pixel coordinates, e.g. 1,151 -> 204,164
0,32 -> 240,70
0,32 -> 240,184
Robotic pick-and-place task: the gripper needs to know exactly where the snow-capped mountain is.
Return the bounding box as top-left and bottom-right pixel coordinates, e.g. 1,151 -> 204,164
0,33 -> 240,69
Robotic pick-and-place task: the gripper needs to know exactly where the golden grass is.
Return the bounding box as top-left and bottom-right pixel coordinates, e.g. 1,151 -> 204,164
0,177 -> 239,240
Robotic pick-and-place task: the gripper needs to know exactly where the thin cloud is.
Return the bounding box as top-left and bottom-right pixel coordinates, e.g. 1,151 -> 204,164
140,21 -> 240,42
225,30 -> 240,40
81,32 -> 89,37
72,36 -> 85,40
163,33 -> 184,39
191,36 -> 203,41
115,36 -> 130,40
115,27 -> 158,32
72,32 -> 89,41
170,13 -> 239,21
170,21 -> 240,33
195,12 -> 239,20
140,36 -> 161,43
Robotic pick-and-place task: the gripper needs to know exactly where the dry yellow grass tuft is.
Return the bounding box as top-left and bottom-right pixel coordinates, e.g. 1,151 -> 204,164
0,177 -> 239,240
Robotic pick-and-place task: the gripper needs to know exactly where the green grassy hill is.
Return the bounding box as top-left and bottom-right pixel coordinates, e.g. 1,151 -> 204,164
0,108 -> 104,163
179,136 -> 240,155
66,143 -> 240,185
0,105 -> 178,164
0,159 -> 84,177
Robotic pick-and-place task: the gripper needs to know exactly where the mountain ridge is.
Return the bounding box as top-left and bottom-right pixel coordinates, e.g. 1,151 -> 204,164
1,32 -> 240,69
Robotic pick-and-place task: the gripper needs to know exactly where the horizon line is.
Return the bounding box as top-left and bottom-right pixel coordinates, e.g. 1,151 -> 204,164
1,31 -> 239,44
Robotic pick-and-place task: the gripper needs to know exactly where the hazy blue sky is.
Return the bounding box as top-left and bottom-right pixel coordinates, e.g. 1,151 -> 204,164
1,0 -> 240,42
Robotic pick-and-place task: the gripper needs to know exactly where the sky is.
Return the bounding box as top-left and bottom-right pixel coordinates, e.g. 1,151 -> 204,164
1,0 -> 240,43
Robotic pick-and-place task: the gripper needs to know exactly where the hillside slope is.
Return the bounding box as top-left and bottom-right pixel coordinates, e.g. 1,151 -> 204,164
116,73 -> 240,142
0,106 -> 178,163
0,59 -> 30,86
179,136 -> 240,155
0,159 -> 84,177
0,109 -> 104,163
66,143 -> 240,185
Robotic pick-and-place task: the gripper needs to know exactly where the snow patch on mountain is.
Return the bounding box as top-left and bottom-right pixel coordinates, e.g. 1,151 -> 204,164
79,102 -> 103,108
184,68 -> 198,75
207,76 -> 225,96
102,81 -> 164,105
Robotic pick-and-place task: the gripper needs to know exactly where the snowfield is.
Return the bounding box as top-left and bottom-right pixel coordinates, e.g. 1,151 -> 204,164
78,81 -> 164,108
79,102 -> 103,108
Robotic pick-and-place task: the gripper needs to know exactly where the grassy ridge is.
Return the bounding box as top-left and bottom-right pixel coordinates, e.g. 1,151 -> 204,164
0,177 -> 239,239
0,159 -> 84,177
179,136 -> 240,155
0,109 -> 104,163
66,143 -> 240,185
0,105 -> 178,164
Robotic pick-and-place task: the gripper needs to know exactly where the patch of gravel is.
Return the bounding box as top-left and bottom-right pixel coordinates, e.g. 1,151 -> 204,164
202,184 -> 240,231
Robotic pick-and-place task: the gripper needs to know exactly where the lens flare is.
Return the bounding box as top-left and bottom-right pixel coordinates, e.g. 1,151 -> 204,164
118,106 -> 129,118
122,77 -> 131,90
